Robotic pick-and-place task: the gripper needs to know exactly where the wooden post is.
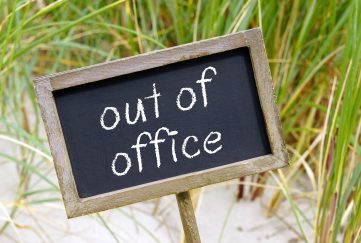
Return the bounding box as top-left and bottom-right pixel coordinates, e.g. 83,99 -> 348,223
176,191 -> 201,243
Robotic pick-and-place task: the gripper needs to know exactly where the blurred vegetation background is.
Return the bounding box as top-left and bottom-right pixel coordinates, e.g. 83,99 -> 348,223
0,0 -> 360,242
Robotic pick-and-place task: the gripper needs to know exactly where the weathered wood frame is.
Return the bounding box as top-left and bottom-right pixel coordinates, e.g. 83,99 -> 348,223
33,28 -> 288,218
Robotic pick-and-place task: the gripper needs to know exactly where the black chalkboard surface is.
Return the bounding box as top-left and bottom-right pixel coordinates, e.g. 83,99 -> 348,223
54,47 -> 271,198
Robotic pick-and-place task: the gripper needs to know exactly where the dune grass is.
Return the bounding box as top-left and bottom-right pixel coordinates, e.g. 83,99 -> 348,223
0,0 -> 360,242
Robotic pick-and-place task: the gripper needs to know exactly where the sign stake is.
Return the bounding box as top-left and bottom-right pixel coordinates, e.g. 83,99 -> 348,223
176,191 -> 201,243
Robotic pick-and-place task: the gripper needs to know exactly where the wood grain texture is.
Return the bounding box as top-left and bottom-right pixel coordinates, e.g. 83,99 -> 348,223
176,191 -> 201,243
32,28 -> 289,218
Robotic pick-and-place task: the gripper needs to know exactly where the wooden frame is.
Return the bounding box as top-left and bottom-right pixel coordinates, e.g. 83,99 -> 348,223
33,28 -> 288,218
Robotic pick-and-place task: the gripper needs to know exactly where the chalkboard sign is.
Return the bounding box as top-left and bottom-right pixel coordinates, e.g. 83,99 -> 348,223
34,28 -> 288,218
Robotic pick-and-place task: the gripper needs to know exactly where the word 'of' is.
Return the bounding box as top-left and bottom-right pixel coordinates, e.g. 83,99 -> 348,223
99,67 -> 223,176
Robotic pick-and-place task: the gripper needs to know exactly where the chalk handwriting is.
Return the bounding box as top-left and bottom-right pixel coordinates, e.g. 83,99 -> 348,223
99,66 -> 223,176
